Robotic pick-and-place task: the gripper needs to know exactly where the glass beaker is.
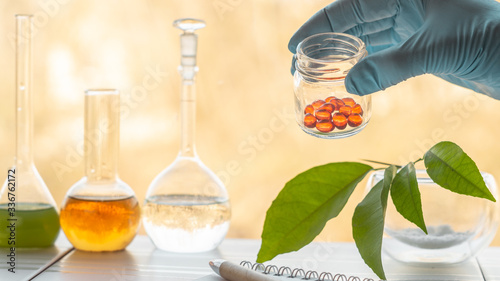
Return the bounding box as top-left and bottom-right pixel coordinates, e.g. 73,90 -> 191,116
60,89 -> 141,252
0,15 -> 60,248
294,33 -> 371,139
143,18 -> 231,253
367,170 -> 499,264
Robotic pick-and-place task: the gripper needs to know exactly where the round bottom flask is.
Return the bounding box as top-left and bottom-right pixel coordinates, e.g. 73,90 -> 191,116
60,182 -> 141,252
143,157 -> 230,253
60,90 -> 141,252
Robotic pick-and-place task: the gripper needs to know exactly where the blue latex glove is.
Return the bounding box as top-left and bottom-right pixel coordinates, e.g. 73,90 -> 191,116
288,0 -> 500,99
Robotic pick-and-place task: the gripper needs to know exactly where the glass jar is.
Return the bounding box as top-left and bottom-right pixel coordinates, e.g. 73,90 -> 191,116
294,33 -> 371,139
367,170 -> 499,264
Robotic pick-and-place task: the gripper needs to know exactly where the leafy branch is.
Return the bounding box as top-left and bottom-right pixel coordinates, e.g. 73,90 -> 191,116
257,141 -> 495,280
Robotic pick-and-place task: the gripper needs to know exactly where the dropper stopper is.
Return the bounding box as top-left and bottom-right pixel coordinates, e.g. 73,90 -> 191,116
174,18 -> 206,80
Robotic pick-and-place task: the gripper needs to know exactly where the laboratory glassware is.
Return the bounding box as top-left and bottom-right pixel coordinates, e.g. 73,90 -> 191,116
294,33 -> 371,139
60,90 -> 141,252
143,18 -> 231,253
367,170 -> 499,264
0,15 -> 60,248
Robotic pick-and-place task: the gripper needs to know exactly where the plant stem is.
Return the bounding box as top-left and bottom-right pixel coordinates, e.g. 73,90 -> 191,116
362,159 -> 394,166
413,158 -> 424,165
364,160 -> 402,169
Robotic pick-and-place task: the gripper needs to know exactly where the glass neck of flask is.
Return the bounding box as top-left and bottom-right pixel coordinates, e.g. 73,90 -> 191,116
178,30 -> 199,159
84,90 -> 120,183
15,15 -> 34,171
179,79 -> 197,158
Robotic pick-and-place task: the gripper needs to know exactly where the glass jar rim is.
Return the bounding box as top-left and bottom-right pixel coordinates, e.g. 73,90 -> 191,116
295,32 -> 366,64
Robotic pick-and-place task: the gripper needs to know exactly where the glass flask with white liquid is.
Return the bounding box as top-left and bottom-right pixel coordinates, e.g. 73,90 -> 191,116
142,18 -> 231,253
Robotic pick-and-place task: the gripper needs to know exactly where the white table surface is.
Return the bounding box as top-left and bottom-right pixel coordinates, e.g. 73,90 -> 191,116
1,234 -> 499,281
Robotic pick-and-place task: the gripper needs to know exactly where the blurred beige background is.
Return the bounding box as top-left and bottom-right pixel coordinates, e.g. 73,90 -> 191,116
1,0 -> 499,247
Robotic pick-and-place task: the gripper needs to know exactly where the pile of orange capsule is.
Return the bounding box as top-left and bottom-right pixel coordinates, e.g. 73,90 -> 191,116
303,96 -> 363,133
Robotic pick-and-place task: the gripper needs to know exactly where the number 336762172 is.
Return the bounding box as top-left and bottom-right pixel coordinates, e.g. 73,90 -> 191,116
7,169 -> 15,207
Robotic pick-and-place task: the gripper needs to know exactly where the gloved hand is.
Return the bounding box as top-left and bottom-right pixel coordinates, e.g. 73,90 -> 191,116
288,0 -> 500,99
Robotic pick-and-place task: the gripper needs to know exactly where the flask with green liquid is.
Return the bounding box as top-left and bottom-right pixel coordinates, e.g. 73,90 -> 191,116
0,15 -> 60,248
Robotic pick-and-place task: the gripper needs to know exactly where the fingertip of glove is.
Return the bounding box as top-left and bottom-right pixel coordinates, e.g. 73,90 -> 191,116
288,31 -> 301,54
345,74 -> 378,96
290,61 -> 297,75
290,55 -> 297,75
345,78 -> 363,96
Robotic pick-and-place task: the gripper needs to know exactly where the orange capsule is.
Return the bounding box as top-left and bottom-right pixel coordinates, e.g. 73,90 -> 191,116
304,105 -> 315,114
311,99 -> 326,109
318,103 -> 335,113
348,114 -> 363,127
342,97 -> 356,107
315,109 -> 332,121
351,104 -> 363,116
332,99 -> 344,111
303,113 -> 317,128
316,120 -> 334,132
332,112 -> 348,130
325,96 -> 337,103
339,105 -> 352,117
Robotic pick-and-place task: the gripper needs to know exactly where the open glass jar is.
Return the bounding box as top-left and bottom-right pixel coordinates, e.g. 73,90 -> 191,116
367,170 -> 499,264
294,33 -> 371,139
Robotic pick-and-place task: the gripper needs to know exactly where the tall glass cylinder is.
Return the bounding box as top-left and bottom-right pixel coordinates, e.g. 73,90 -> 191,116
0,14 -> 60,248
60,89 -> 140,252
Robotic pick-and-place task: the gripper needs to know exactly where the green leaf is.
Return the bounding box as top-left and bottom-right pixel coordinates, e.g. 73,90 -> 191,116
424,141 -> 496,202
257,162 -> 372,263
353,165 -> 396,280
391,162 -> 427,234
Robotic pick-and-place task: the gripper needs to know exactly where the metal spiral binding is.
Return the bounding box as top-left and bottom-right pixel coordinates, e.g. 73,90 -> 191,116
332,274 -> 348,281
305,270 -> 319,279
264,265 -> 279,275
240,261 -> 252,268
251,262 -> 265,272
239,261 -> 378,281
319,272 -> 335,280
291,268 -> 306,278
277,266 -> 292,276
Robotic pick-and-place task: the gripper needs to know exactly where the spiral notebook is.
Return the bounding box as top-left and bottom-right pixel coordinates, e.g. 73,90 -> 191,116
198,260 -> 378,281
240,261 -> 377,281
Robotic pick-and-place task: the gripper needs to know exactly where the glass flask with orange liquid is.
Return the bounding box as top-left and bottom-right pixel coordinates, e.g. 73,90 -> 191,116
0,15 -> 60,248
60,89 -> 140,252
